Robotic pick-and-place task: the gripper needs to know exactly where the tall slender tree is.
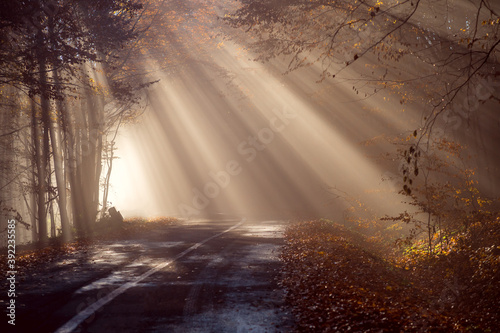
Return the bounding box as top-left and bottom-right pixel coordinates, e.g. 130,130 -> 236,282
1,0 -> 147,241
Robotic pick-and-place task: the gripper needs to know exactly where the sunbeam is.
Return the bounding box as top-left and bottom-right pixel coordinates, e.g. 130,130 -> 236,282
109,38 -> 409,220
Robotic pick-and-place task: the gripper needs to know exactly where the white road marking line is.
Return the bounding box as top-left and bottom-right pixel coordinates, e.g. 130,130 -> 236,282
55,218 -> 246,333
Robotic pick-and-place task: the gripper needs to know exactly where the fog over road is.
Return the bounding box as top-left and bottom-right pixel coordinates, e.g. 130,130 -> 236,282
9,219 -> 294,332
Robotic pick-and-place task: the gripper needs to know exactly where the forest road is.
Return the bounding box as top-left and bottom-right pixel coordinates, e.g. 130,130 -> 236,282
8,218 -> 295,333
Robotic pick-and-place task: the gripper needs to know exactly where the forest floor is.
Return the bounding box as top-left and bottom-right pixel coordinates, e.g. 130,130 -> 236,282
279,220 -> 500,332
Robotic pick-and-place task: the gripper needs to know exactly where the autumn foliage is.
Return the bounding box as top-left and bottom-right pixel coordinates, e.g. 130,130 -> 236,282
280,219 -> 500,332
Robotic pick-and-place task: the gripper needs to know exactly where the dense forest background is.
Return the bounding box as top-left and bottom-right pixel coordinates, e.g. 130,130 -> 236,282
1,0 -> 499,276
0,0 -> 197,243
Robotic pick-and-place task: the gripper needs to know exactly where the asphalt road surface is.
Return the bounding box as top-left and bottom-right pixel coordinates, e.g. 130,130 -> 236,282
7,219 -> 295,332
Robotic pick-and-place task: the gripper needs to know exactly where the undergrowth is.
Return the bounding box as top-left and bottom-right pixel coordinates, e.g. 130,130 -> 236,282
279,218 -> 500,332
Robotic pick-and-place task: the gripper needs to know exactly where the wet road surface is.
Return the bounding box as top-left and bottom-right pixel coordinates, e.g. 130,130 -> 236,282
9,219 -> 295,332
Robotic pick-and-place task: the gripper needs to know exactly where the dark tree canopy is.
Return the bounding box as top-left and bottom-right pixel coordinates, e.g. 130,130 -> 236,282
0,0 -> 144,99
225,0 -> 500,129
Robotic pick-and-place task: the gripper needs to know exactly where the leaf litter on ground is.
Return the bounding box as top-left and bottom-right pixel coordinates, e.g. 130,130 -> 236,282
279,220 -> 499,332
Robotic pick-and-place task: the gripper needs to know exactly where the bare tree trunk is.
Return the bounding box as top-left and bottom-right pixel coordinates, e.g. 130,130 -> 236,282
37,48 -> 50,244
48,161 -> 56,238
75,93 -> 93,235
62,98 -> 87,237
29,99 -> 39,242
78,75 -> 105,229
88,91 -> 104,223
31,95 -> 46,243
101,140 -> 114,218
47,17 -> 73,242
51,71 -> 72,241
101,118 -> 122,218
0,88 -> 17,236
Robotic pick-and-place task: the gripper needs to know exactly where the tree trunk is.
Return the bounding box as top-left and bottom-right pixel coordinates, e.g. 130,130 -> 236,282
79,73 -> 105,229
101,140 -> 114,218
37,46 -> 50,244
101,117 -> 122,218
75,93 -> 93,235
62,98 -> 87,237
48,163 -> 56,238
32,96 -> 46,244
51,73 -> 72,241
29,99 -> 39,242
88,90 -> 104,223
